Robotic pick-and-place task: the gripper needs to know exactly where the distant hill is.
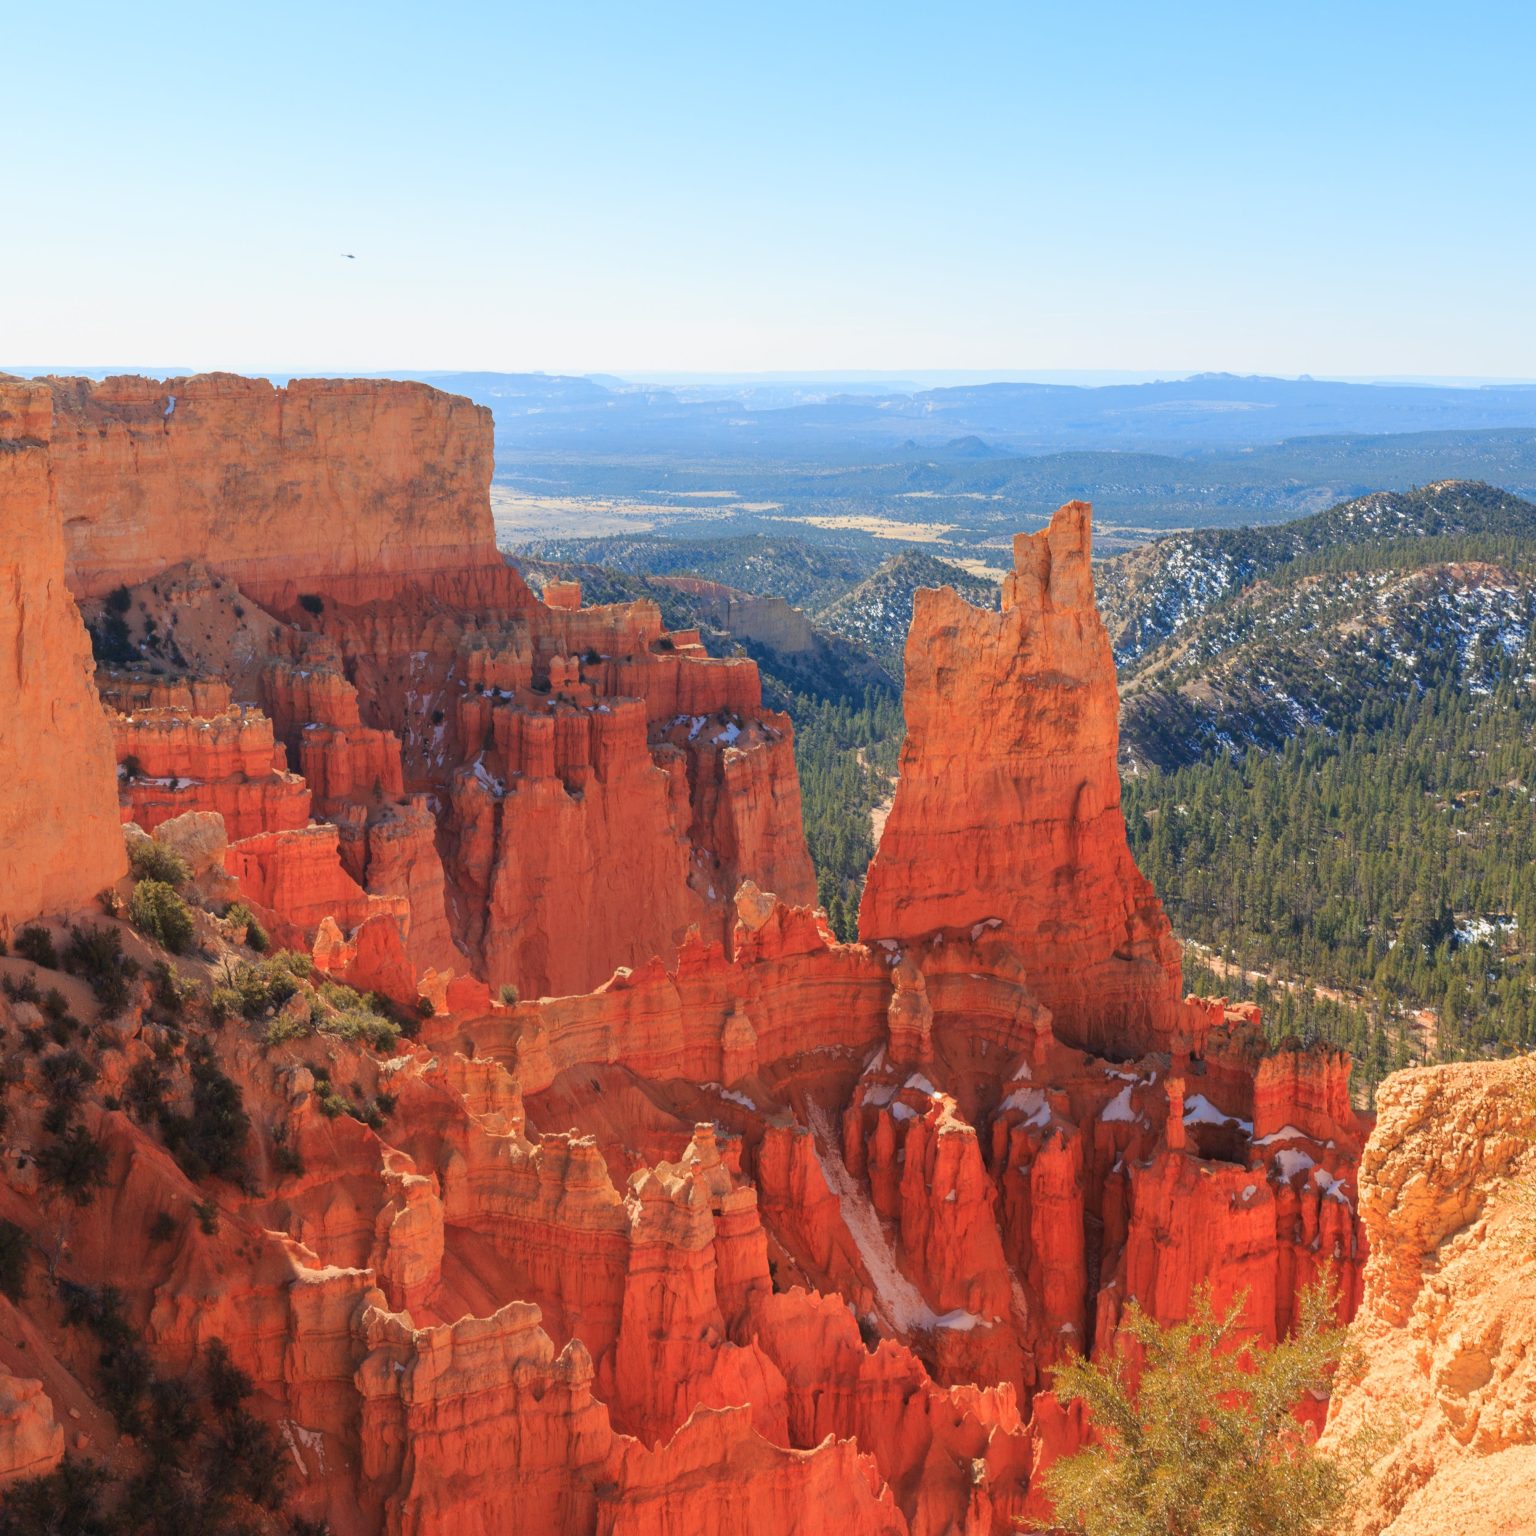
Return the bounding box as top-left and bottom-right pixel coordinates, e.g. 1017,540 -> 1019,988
1101,482 -> 1536,768
422,368 -> 1536,457
817,551 -> 1000,675
512,532 -> 882,612
1098,481 -> 1536,668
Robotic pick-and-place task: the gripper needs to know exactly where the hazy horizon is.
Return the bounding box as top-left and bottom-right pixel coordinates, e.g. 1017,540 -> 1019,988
7,365 -> 1536,393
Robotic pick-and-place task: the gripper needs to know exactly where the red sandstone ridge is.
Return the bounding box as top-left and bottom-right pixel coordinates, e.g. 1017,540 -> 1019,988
860,500 -> 1183,1058
25,372 -> 502,609
0,384 -> 1376,1536
0,380 -> 127,932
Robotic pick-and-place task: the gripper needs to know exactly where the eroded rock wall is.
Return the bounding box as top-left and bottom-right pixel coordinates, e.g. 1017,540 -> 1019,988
33,372 -> 500,607
0,381 -> 127,931
1322,1055 -> 1536,1535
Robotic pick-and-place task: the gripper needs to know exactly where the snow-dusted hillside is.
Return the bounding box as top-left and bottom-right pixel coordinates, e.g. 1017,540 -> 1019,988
1098,481 -> 1536,669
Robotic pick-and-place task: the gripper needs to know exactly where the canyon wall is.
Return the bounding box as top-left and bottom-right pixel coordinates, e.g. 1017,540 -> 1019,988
0,381 -> 126,931
25,372 -> 500,608
0,364 -> 1385,1536
1323,1055 -> 1536,1535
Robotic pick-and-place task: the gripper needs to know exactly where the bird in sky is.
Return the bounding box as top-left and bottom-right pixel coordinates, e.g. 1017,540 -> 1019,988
341,253 -> 356,260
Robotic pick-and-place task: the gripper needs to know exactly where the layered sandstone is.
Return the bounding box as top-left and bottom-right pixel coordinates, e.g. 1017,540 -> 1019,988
1322,1055 -> 1536,1535
861,502 -> 1184,1058
111,704 -> 311,839
0,389 -> 1389,1536
0,380 -> 127,931
25,372 -> 500,607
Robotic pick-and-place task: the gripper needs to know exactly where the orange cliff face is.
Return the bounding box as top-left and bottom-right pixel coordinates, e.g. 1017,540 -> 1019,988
22,370 -> 815,998
0,383 -> 1378,1536
860,500 -> 1183,1059
36,371 -> 502,609
0,381 -> 126,933
1321,1055 -> 1536,1536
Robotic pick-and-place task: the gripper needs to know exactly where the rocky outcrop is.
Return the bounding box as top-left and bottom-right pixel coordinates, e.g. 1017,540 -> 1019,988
1322,1055 -> 1536,1535
0,380 -> 127,932
0,1372 -> 64,1488
111,704 -> 311,839
860,501 -> 1183,1058
651,575 -> 819,654
32,373 -> 501,607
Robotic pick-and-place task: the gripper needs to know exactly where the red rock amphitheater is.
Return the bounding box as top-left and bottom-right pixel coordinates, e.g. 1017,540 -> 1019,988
0,373 -> 1370,1533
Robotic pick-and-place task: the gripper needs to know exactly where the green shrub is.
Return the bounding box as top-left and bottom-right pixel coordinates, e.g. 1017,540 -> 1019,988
36,1124 -> 110,1206
1,973 -> 40,1005
325,1008 -> 401,1051
147,1211 -> 178,1244
1045,1281 -> 1353,1536
62,924 -> 137,1017
193,1199 -> 219,1235
124,1059 -> 168,1123
298,592 -> 325,616
224,901 -> 269,953
499,982 -> 520,1005
129,880 -> 195,954
127,839 -> 190,887
0,1455 -> 113,1534
0,1219 -> 28,1302
147,959 -> 194,1017
40,1048 -> 97,1116
12,926 -> 58,970
157,1046 -> 249,1183
262,1011 -> 315,1046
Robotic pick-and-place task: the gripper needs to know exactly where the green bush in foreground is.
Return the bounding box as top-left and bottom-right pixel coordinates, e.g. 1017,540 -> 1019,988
129,880 -> 196,955
126,838 -> 190,888
1045,1282 -> 1352,1536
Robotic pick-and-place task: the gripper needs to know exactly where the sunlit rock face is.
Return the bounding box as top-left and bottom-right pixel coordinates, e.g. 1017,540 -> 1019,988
860,501 -> 1184,1059
1323,1054 -> 1536,1536
0,380 -> 127,933
0,377 -> 1375,1536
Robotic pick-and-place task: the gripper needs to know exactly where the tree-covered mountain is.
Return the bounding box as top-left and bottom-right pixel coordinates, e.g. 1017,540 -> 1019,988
816,551 -> 999,675
1097,480 -> 1536,667
1106,481 -> 1536,1093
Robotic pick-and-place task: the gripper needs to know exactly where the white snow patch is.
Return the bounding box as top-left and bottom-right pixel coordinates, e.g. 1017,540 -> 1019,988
1101,1085 -> 1137,1123
1274,1148 -> 1317,1180
1254,1124 -> 1306,1146
805,1104 -> 944,1332
1000,1086 -> 1051,1129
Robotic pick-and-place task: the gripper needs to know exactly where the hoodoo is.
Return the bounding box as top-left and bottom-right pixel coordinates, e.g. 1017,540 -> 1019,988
0,379 -> 1373,1533
861,500 -> 1183,1057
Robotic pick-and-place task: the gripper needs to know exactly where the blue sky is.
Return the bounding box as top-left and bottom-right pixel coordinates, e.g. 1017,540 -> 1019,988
4,1 -> 1533,377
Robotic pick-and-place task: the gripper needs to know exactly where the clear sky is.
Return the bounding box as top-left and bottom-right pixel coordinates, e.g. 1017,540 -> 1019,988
5,1 -> 1533,378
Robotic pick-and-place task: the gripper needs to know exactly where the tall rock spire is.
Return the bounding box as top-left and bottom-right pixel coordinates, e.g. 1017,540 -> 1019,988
859,500 -> 1182,1056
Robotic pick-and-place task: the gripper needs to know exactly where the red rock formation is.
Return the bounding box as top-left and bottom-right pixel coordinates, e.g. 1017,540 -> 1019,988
860,501 -> 1183,1058
37,373 -> 501,607
111,704 -> 312,839
1323,1055 -> 1536,1535
1,382 -> 1387,1536
0,380 -> 127,931
0,1372 -> 64,1487
228,823 -> 408,949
